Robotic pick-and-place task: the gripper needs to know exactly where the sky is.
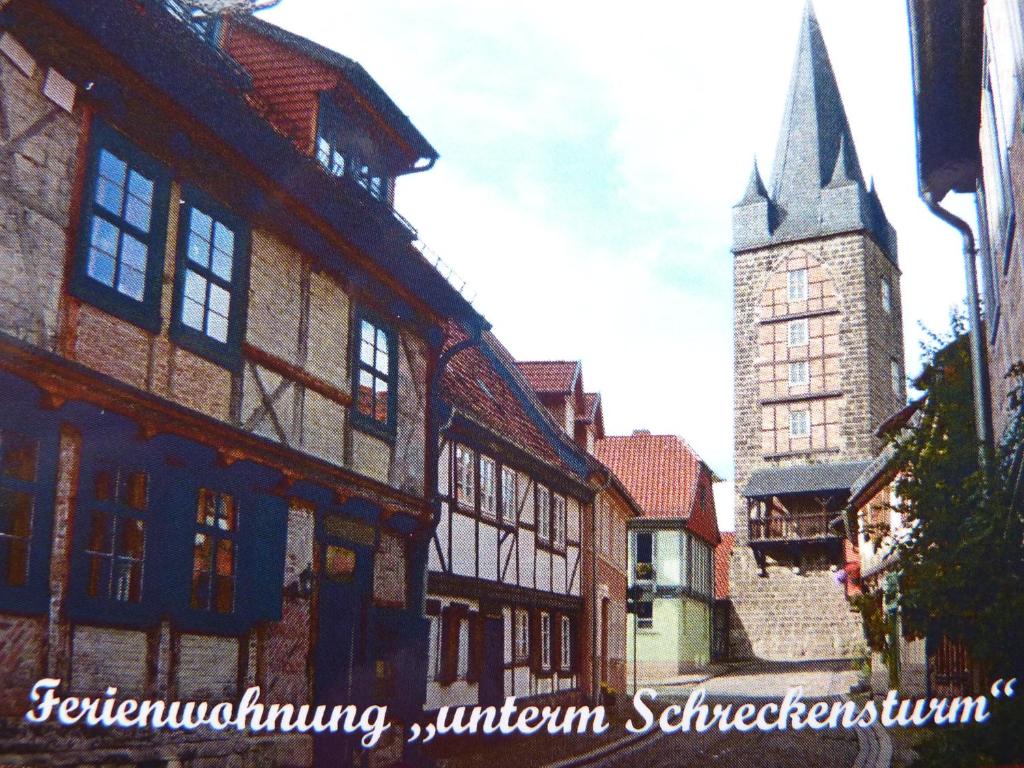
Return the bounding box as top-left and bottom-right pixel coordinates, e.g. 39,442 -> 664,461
263,1 -> 977,504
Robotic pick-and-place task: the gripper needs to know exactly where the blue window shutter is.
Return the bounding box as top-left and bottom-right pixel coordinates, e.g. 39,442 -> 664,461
241,494 -> 288,624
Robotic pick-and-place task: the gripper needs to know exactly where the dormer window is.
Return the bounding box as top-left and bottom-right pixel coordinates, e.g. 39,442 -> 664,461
315,95 -> 390,203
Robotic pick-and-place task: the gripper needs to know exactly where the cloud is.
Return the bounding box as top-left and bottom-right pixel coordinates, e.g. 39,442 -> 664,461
264,0 -> 974,498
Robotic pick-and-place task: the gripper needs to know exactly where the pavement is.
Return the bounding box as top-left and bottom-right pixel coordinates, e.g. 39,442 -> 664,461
548,659 -> 892,768
654,658 -> 863,700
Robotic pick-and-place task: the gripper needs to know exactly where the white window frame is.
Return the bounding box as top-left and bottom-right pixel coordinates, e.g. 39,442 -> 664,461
788,268 -> 808,301
455,445 -> 475,509
456,615 -> 470,678
537,485 -> 551,543
788,318 -> 808,346
479,455 -> 497,518
500,466 -> 517,524
560,615 -> 571,671
552,493 -> 566,548
881,277 -> 892,314
788,360 -> 808,386
515,609 -> 529,662
429,613 -> 442,679
789,409 -> 810,438
891,359 -> 902,398
540,611 -> 551,670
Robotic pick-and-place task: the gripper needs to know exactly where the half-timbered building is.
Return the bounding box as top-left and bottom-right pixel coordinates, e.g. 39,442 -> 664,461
0,3 -> 484,766
516,362 -> 638,704
425,324 -> 592,710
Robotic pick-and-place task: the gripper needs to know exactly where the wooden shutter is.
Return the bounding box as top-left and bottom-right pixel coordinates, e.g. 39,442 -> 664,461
467,610 -> 482,682
438,606 -> 460,684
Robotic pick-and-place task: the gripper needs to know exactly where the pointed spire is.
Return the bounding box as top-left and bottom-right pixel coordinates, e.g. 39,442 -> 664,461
733,1 -> 896,262
738,158 -> 770,204
769,1 -> 863,208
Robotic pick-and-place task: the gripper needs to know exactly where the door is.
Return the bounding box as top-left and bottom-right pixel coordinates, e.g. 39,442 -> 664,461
314,518 -> 374,768
479,614 -> 504,707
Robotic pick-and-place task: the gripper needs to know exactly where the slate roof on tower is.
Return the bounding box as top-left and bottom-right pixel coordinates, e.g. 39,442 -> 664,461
732,1 -> 897,261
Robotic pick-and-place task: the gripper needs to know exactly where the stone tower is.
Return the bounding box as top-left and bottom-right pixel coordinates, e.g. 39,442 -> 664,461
729,3 -> 906,661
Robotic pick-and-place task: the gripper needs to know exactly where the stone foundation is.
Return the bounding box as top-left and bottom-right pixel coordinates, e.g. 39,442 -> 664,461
728,547 -> 864,661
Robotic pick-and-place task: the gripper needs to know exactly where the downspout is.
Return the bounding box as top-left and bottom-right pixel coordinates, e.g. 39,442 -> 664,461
405,322 -> 481,766
921,191 -> 994,475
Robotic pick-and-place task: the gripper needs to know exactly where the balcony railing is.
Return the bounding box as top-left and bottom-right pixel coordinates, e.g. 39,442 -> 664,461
748,512 -> 836,542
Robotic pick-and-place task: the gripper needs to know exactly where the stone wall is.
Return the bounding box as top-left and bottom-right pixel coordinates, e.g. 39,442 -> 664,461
732,232 -> 903,660
0,51 -> 80,353
728,546 -> 864,661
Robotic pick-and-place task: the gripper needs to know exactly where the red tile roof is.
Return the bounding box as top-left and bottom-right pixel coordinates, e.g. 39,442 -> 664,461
440,322 -> 567,471
715,532 -> 735,600
594,431 -> 720,546
516,360 -> 580,394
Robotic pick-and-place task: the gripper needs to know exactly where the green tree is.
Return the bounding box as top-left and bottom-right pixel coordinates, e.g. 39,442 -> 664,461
888,318 -> 1024,765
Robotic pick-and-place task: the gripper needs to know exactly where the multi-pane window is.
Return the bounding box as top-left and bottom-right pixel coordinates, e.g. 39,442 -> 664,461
501,466 -> 517,524
0,430 -> 37,588
552,494 -> 567,548
354,315 -> 396,430
74,124 -> 170,328
790,409 -> 810,438
789,360 -> 809,387
788,268 -> 808,301
83,468 -> 148,603
479,455 -> 497,518
560,615 -> 571,670
891,359 -> 903,398
515,609 -> 530,662
788,318 -> 808,346
455,445 -> 475,509
190,489 -> 237,614
881,277 -> 892,314
540,611 -> 552,670
316,97 -> 390,203
536,486 -> 551,543
173,196 -> 244,358
87,150 -> 155,302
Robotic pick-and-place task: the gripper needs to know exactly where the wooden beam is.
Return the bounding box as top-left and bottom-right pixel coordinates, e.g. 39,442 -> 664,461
243,342 -> 353,407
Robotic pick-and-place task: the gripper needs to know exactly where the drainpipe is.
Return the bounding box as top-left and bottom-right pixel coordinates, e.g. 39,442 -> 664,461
921,191 -> 994,475
405,322 -> 481,766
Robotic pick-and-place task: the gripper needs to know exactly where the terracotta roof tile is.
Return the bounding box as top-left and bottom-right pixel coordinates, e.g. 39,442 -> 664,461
594,431 -> 720,545
516,360 -> 580,394
440,322 -> 567,470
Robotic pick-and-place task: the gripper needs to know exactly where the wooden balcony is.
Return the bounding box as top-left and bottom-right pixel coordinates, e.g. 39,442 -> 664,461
748,511 -> 838,543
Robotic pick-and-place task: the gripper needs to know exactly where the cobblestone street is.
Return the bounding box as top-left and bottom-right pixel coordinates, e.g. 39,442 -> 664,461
598,724 -> 860,768
599,660 -> 865,768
